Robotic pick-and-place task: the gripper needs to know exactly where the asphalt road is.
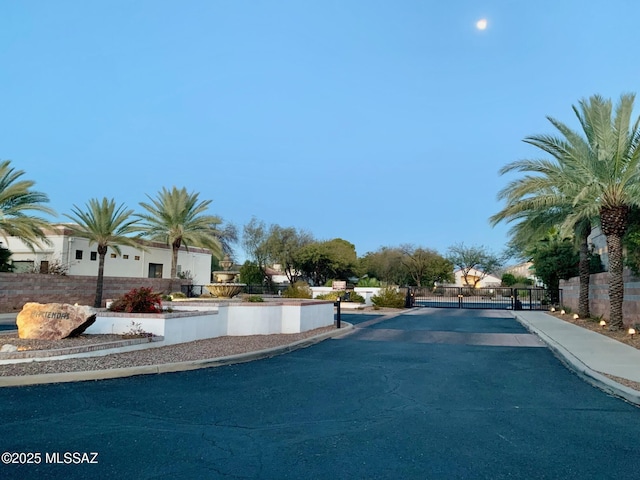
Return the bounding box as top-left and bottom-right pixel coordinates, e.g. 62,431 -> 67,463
1,309 -> 639,479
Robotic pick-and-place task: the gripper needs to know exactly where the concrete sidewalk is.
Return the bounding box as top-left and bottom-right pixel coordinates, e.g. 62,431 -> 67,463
514,311 -> 640,405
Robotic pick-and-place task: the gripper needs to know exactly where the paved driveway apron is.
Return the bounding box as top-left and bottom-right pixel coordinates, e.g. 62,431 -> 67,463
1,309 -> 639,479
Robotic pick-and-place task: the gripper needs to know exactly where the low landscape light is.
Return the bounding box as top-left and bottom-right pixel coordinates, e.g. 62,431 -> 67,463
550,307 -> 556,312
573,313 -> 579,319
560,309 -> 566,315
599,320 -> 607,328
629,328 -> 636,336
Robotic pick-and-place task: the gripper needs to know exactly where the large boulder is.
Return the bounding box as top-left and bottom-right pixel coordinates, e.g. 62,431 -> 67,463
16,303 -> 97,340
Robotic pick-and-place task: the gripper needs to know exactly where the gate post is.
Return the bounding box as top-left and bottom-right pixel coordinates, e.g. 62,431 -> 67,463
458,288 -> 463,308
405,287 -> 413,308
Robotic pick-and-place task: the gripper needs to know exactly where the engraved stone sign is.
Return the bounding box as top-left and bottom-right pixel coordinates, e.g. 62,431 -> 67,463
16,303 -> 97,340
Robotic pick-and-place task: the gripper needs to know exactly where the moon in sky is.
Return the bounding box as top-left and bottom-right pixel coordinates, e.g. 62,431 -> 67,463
476,19 -> 488,30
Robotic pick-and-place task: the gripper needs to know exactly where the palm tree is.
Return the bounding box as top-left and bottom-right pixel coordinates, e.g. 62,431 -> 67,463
494,94 -> 640,329
491,182 -> 594,318
0,159 -> 55,249
136,187 -> 224,279
64,198 -> 141,308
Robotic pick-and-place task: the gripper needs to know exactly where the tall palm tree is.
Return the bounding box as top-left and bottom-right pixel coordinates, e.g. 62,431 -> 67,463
491,182 -> 593,318
494,94 -> 640,329
64,198 -> 141,308
0,159 -> 55,249
565,94 -> 640,329
136,187 -> 224,279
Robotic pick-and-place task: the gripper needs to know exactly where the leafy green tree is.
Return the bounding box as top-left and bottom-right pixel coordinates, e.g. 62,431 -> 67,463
501,273 -> 517,286
239,260 -> 266,285
527,233 -> 579,292
215,223 -> 239,257
65,198 -> 140,307
623,207 -> 640,275
242,217 -> 269,282
446,243 -> 503,287
501,272 -> 533,287
295,238 -> 358,285
400,244 -> 453,287
0,246 -> 14,272
137,187 -> 224,278
0,159 -> 55,249
360,247 -> 408,285
241,220 -> 313,284
263,225 -> 313,283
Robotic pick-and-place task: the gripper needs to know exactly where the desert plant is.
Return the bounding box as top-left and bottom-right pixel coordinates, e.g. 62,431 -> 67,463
28,258 -> 69,275
122,320 -> 152,338
345,291 -> 365,303
109,287 -> 163,313
244,295 -> 264,302
316,290 -> 365,303
371,287 -> 405,308
356,277 -> 381,287
282,281 -> 312,299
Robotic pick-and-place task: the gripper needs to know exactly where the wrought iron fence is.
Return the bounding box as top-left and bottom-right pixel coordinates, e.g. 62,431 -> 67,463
410,286 -> 561,310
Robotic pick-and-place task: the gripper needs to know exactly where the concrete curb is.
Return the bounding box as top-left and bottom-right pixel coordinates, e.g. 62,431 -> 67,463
0,323 -> 355,388
513,313 -> 640,407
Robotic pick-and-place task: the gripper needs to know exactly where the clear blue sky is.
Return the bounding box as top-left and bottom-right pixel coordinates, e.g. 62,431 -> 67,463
1,1 -> 638,261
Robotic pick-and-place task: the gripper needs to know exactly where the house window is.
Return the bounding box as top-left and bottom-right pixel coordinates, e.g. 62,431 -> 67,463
134,256 -> 140,261
123,255 -> 129,260
110,253 -> 117,258
75,250 -> 83,260
148,263 -> 163,278
12,261 -> 34,273
90,252 -> 97,261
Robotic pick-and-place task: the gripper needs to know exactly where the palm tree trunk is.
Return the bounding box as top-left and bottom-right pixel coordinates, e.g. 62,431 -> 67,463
95,253 -> 106,308
606,233 -> 625,329
171,241 -> 180,278
578,229 -> 591,318
601,206 -> 629,330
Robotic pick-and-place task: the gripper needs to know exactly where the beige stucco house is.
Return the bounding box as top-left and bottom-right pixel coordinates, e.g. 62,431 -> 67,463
2,224 -> 213,284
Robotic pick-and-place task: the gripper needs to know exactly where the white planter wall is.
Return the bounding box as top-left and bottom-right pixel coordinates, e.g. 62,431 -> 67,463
87,300 -> 335,345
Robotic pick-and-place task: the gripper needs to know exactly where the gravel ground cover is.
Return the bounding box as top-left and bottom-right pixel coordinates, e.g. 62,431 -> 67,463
0,333 -> 129,351
0,325 -> 337,377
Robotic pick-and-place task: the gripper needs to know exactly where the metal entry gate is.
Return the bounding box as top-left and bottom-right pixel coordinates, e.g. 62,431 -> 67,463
409,287 -> 561,310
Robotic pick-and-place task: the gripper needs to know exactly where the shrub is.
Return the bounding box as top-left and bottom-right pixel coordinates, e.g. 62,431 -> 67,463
282,281 -> 313,299
170,291 -> 187,299
371,287 -> 405,308
357,277 -> 381,287
316,290 -> 365,303
122,320 -> 152,338
244,295 -> 264,302
109,287 -> 163,313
